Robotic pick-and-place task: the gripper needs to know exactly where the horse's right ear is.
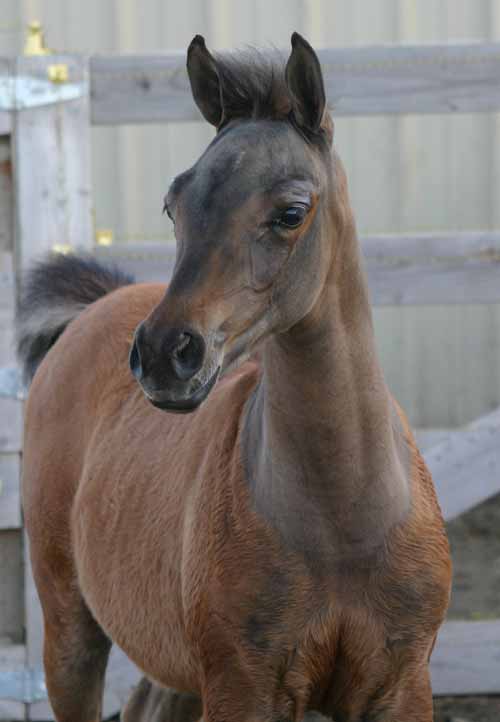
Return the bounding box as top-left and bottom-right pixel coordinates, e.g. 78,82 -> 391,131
286,33 -> 327,139
187,35 -> 223,127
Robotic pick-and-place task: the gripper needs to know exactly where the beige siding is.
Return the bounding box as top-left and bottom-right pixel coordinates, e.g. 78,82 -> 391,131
1,0 -> 500,426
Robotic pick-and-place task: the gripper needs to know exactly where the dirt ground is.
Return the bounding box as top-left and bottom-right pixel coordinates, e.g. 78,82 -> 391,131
432,492 -> 500,722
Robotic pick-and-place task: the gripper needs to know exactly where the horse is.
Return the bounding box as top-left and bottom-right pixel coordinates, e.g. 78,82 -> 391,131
18,33 -> 451,722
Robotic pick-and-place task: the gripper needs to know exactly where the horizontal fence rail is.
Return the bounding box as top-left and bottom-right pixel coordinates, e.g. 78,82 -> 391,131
89,42 -> 500,124
94,230 -> 500,306
2,43 -> 500,129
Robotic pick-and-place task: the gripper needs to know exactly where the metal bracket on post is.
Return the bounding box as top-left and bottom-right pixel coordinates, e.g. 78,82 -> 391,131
0,666 -> 47,704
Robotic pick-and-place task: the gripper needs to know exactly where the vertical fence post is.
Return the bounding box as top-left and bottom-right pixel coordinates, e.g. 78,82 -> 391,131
12,54 -> 93,273
9,53 -> 93,722
0,55 -> 25,722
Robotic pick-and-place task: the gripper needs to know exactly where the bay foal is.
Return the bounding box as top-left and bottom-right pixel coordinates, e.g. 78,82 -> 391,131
19,34 -> 451,722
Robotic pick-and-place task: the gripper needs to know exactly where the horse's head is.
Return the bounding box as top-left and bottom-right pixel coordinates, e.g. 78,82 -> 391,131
130,33 -> 345,412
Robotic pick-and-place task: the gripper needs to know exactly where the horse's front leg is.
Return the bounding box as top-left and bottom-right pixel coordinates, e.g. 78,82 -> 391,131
201,666 -> 302,722
358,667 -> 434,722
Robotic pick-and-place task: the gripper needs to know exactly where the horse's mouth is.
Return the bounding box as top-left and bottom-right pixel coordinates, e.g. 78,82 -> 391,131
145,367 -> 220,414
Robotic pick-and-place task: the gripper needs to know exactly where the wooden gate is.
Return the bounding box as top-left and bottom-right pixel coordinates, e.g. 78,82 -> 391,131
1,40 -> 500,719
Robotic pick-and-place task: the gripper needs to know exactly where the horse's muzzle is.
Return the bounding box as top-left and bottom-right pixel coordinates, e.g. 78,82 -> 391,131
144,366 -> 220,413
129,321 -> 218,413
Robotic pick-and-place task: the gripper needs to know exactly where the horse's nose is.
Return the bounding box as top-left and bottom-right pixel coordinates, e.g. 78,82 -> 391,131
168,330 -> 205,382
129,323 -> 205,385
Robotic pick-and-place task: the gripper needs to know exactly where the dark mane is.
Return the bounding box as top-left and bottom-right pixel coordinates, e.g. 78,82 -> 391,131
214,49 -> 292,122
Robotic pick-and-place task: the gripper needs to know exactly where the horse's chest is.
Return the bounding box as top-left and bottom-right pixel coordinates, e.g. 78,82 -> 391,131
203,532 -> 412,706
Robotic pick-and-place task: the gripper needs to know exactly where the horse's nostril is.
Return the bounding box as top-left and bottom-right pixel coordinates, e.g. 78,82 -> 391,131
173,332 -> 191,359
129,335 -> 143,381
170,330 -> 205,382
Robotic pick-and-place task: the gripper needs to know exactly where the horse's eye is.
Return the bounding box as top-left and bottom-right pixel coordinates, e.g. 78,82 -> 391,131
274,204 -> 308,229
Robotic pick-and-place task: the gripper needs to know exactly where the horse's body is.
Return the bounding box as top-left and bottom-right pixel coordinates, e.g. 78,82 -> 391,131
19,34 -> 451,722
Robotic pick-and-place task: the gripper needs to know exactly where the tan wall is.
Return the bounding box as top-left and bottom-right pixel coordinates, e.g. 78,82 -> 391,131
2,0 -> 500,426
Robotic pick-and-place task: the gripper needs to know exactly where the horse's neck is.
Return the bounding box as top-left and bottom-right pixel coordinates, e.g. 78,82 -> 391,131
244,219 -> 410,563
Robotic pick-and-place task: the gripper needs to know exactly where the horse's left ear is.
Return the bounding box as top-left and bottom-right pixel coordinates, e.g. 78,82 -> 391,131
285,33 -> 327,139
187,35 -> 223,127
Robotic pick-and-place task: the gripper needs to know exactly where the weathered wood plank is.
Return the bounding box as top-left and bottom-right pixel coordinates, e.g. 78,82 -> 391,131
0,59 -> 12,137
0,644 -> 25,720
11,56 -> 94,271
0,252 -> 16,368
0,400 -> 22,454
90,43 -> 500,125
363,231 -> 500,305
0,117 -> 11,136
0,455 -> 20,530
425,407 -> 500,521
0,530 -> 23,645
95,231 -> 500,305
94,241 -> 176,283
0,253 -> 22,452
415,429 -> 459,452
23,531 -> 43,678
431,620 -> 500,695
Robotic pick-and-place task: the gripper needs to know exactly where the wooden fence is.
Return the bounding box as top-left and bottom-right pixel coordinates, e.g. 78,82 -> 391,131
1,41 -> 500,720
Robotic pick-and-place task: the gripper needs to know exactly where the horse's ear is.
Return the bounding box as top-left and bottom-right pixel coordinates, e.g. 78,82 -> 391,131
187,35 -> 223,127
285,33 -> 327,138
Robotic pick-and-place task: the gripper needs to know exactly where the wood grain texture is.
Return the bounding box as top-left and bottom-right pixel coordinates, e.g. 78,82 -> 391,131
0,252 -> 15,367
0,118 -> 11,136
11,56 -> 94,271
363,231 -> 500,305
431,620 -> 500,695
0,530 -> 23,645
89,42 -> 500,125
23,531 -> 42,675
415,429 -> 459,452
426,407 -> 500,521
0,455 -> 20,530
0,253 -> 22,454
0,59 -> 12,137
95,231 -> 500,306
0,400 -> 22,454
